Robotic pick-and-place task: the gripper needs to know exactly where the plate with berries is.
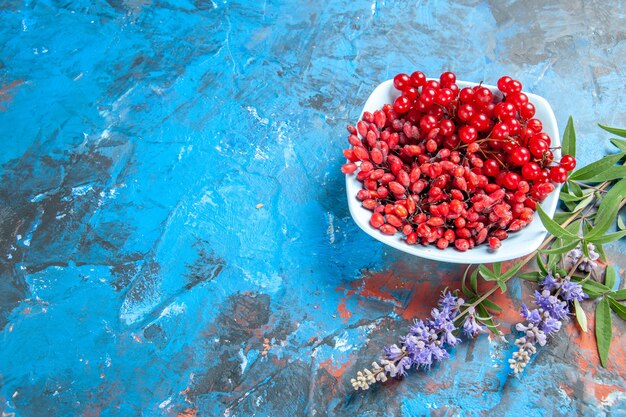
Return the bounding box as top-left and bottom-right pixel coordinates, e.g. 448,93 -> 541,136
342,71 -> 575,264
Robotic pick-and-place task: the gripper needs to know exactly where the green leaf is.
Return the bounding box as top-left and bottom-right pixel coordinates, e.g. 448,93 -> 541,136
573,298 -> 587,332
480,298 -> 503,312
599,123 -> 626,138
537,254 -> 548,275
609,298 -> 626,321
536,205 -> 579,240
612,289 -> 626,301
595,242 -> 607,262
476,305 -> 500,336
566,219 -> 582,235
559,192 -> 587,202
553,211 -> 575,224
595,298 -> 612,368
493,262 -> 502,276
583,166 -> 626,183
618,214 -> 626,230
587,229 -> 626,245
562,116 -> 576,157
569,153 -> 625,181
497,279 -> 507,292
461,265 -> 474,297
539,238 -> 581,255
610,138 -> 626,152
605,265 -> 617,289
478,265 -> 497,281
500,262 -> 523,281
568,181 -> 583,197
517,271 -> 541,282
586,178 -> 626,239
547,252 -> 560,270
470,268 -> 478,293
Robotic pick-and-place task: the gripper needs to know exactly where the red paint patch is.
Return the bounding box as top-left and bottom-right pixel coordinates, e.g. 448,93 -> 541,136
337,298 -> 352,322
421,375 -> 452,393
0,80 -> 24,111
319,358 -> 352,378
178,408 -> 197,417
594,382 -> 625,402
559,383 -> 574,397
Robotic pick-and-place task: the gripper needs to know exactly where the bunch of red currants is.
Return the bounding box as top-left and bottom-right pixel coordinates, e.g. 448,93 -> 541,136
342,71 -> 576,251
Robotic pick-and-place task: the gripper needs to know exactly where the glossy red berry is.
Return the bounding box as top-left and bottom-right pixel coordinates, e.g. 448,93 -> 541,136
483,158 -> 500,177
393,73 -> 411,91
519,102 -> 536,119
549,166 -> 568,183
521,162 -> 541,181
497,76 -> 512,93
420,87 -> 438,105
459,126 -> 478,143
440,71 -> 456,86
527,118 -> 543,133
459,87 -> 475,103
490,122 -> 510,140
560,155 -> 576,171
529,137 -> 549,158
509,147 -> 531,166
473,87 -> 493,106
393,95 -> 411,113
410,71 -> 426,87
470,113 -> 493,132
502,172 -> 521,190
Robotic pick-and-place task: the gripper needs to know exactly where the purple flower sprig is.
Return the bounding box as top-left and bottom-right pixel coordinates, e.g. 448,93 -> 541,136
566,243 -> 600,273
351,291 -> 487,390
508,272 -> 587,374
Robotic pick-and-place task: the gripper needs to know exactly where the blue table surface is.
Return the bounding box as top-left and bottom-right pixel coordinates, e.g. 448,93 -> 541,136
1,1 -> 625,416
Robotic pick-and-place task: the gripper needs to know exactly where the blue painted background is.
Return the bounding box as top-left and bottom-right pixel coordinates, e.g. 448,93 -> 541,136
0,1 -> 625,416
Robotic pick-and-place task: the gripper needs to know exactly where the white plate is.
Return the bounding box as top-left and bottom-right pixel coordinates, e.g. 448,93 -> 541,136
345,79 -> 561,264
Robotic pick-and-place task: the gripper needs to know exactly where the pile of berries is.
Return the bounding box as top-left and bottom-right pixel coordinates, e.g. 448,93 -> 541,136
342,71 -> 576,251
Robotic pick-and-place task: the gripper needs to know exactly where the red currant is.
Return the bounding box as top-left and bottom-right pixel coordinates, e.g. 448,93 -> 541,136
440,119 -> 455,136
393,73 -> 411,91
560,155 -> 576,171
459,87 -> 475,103
502,172 -> 521,190
459,126 -> 478,143
521,162 -> 541,181
457,103 -> 475,122
393,95 -> 411,113
440,71 -> 456,86
473,87 -> 493,106
410,71 -> 426,87
436,88 -> 455,106
420,87 -> 437,105
528,137 -> 549,158
497,76 -> 512,93
526,118 -> 543,133
519,102 -> 535,119
483,159 -> 500,177
505,118 -> 521,135
420,115 -> 438,132
509,147 -> 531,166
490,122 -> 510,140
470,113 -> 493,132
506,79 -> 523,94
549,166 -> 568,183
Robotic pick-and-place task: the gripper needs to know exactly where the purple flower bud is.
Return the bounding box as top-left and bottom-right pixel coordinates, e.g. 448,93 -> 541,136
384,344 -> 404,361
520,303 -> 542,324
540,316 -> 562,334
560,279 -> 587,301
